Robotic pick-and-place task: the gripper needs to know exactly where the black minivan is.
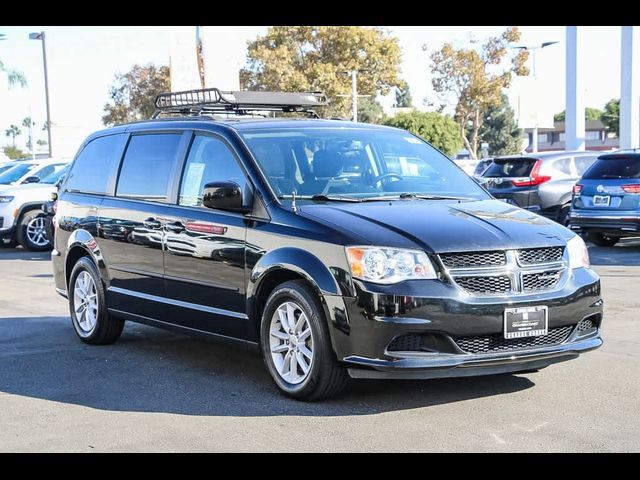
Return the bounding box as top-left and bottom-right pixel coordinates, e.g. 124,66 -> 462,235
52,89 -> 603,400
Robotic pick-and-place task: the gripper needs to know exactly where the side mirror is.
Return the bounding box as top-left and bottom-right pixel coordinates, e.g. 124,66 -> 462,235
22,176 -> 40,184
202,181 -> 252,213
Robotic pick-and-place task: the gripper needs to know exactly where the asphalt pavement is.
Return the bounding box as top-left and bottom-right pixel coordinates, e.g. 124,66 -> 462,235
0,240 -> 639,452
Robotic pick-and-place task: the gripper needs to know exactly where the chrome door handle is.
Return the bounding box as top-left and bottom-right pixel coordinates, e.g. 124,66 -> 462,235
143,218 -> 162,229
164,221 -> 185,233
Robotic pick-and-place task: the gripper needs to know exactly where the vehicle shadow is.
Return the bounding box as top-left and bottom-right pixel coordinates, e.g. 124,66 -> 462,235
588,238 -> 640,267
0,249 -> 51,261
0,316 -> 535,417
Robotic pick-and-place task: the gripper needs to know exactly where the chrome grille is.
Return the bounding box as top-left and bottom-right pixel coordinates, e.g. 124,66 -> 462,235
517,246 -> 564,265
440,251 -> 506,268
455,276 -> 511,295
522,270 -> 563,291
454,326 -> 573,354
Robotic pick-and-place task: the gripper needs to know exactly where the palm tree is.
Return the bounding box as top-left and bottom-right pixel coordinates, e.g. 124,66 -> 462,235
0,59 -> 27,88
22,117 -> 35,151
5,125 -> 21,148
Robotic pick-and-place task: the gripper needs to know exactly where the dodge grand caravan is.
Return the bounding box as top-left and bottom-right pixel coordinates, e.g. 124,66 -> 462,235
52,89 -> 603,400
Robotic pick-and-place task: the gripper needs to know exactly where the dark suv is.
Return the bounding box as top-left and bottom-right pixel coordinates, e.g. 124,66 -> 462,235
52,89 -> 603,400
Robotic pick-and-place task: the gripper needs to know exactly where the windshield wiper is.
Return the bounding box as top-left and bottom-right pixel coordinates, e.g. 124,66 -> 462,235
360,193 -> 474,202
601,175 -> 631,179
278,194 -> 362,203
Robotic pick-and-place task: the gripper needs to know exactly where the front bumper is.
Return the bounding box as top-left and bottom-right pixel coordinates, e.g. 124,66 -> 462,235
327,267 -> 602,378
569,210 -> 640,236
0,226 -> 15,240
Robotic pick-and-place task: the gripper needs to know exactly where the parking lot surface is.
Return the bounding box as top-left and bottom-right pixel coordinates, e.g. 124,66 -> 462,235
1,241 -> 639,452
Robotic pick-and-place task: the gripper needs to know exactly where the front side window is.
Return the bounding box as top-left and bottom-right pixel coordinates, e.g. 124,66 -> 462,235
179,135 -> 247,207
241,128 -> 488,200
116,134 -> 183,202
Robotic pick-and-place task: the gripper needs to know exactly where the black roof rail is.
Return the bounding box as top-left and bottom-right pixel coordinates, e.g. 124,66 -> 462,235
152,88 -> 328,119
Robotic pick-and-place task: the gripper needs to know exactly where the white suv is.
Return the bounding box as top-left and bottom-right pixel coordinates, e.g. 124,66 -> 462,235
0,160 -> 70,250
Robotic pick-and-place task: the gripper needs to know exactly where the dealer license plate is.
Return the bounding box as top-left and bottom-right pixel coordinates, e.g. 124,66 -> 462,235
504,306 -> 548,339
593,195 -> 611,206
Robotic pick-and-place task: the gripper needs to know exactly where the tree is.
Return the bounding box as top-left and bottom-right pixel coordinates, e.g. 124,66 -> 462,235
2,146 -> 25,160
36,139 -> 48,147
0,59 -> 27,88
240,26 -> 403,118
394,81 -> 413,108
429,27 -> 529,159
22,117 -> 35,151
102,64 -> 170,126
478,94 -> 522,156
553,107 -> 603,122
383,111 -> 463,156
357,97 -> 385,124
4,124 -> 21,148
602,98 -> 620,136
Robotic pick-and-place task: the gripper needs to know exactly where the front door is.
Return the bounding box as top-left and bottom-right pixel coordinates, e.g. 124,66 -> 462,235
162,133 -> 250,339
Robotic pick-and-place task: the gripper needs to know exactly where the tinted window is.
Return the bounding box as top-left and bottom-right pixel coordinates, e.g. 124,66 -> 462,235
583,156 -> 640,179
483,158 -> 537,178
66,134 -> 127,194
179,135 -> 247,207
117,134 -> 183,202
41,164 -> 71,184
574,155 -> 598,175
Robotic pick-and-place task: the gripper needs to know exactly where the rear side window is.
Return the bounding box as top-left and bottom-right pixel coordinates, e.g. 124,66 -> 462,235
575,155 -> 598,174
65,134 -> 127,194
582,156 -> 640,179
116,134 -> 183,202
550,157 -> 571,175
483,159 -> 537,177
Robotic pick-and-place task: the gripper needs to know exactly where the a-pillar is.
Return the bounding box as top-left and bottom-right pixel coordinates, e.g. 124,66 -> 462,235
620,26 -> 640,150
565,26 -> 585,151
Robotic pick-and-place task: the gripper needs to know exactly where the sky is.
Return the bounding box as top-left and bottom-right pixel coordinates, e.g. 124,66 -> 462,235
0,25 -> 623,157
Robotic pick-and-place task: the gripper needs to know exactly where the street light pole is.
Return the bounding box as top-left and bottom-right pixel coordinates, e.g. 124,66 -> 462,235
512,41 -> 559,153
29,31 -> 52,157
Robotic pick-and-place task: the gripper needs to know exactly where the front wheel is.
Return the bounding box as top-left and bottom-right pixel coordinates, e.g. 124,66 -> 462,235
16,210 -> 52,251
588,232 -> 620,247
260,280 -> 349,401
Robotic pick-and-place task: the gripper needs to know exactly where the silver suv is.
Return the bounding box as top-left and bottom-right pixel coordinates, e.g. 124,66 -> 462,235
479,150 -> 601,225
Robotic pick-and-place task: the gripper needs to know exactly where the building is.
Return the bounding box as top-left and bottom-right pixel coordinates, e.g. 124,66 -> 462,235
524,119 -> 619,153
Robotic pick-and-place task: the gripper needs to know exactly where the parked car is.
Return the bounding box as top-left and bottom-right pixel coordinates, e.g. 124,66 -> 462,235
569,152 -> 640,246
52,89 -> 602,401
0,162 -> 70,250
479,151 -> 600,224
0,158 -> 69,187
473,158 -> 493,178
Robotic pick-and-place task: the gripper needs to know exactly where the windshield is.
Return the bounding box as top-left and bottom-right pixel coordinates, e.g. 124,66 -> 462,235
0,164 -> 16,175
583,156 -> 640,179
240,128 -> 489,200
483,158 -> 537,178
40,164 -> 70,184
0,163 -> 36,184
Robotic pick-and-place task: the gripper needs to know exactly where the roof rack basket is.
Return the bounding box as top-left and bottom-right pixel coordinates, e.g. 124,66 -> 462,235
152,88 -> 328,118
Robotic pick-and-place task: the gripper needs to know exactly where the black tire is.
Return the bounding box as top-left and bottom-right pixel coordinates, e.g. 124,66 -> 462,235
16,210 -> 52,251
69,256 -> 124,345
557,204 -> 571,226
588,232 -> 620,247
260,280 -> 349,401
0,238 -> 17,248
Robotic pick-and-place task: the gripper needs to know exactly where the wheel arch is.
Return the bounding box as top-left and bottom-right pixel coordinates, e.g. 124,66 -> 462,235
64,229 -> 108,289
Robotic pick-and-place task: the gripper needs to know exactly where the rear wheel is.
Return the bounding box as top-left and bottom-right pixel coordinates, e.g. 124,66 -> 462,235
69,257 -> 124,345
588,232 -> 620,247
17,210 -> 52,251
260,280 -> 349,401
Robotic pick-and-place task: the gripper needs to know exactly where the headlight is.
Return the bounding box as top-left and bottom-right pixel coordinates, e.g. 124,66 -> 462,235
567,235 -> 590,269
0,196 -> 14,203
345,246 -> 438,284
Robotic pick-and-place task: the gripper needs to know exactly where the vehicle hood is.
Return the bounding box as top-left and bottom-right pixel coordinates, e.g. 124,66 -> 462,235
298,199 -> 573,253
0,183 -> 55,198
